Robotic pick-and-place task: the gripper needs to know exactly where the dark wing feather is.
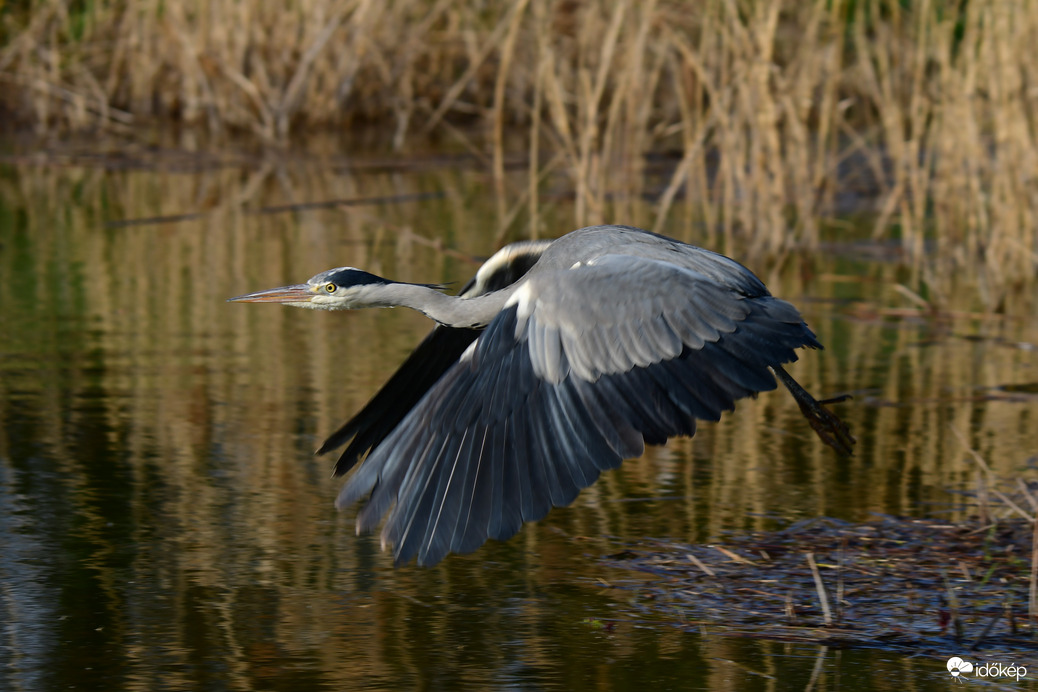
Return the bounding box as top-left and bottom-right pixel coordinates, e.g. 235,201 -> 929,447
317,325 -> 481,476
337,256 -> 821,565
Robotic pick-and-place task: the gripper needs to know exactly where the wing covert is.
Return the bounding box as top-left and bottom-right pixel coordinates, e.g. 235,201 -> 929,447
511,255 -> 784,383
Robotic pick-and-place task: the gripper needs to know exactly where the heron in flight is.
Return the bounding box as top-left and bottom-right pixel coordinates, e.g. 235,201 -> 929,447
230,224 -> 853,566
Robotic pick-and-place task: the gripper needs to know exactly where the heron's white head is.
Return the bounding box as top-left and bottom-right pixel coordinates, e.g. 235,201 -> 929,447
228,267 -> 440,311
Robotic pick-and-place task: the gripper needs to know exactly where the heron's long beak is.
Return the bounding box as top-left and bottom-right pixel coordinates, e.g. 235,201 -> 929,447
227,284 -> 315,304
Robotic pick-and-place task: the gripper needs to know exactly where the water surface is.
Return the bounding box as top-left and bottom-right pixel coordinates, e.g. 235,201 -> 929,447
2,143 -> 1037,690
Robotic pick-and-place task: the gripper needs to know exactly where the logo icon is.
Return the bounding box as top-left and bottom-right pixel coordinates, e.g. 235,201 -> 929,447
947,657 -> 974,682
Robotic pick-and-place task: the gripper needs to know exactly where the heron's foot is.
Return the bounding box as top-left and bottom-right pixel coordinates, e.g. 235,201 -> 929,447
773,365 -> 856,457
798,397 -> 856,457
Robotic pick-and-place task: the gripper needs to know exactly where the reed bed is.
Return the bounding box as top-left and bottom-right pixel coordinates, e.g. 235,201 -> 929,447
2,0 -> 1037,309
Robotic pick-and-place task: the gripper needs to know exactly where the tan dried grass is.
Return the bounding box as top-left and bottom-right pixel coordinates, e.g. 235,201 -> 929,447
1,0 -> 1036,309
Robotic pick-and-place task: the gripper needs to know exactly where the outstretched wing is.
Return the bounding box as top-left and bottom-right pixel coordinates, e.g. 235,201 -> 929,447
338,255 -> 821,566
318,325 -> 481,475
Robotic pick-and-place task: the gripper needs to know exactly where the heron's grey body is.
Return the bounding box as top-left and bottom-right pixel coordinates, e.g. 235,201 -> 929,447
230,224 -> 852,566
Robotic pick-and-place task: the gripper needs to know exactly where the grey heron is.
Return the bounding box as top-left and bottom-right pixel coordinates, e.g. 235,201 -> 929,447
230,224 -> 854,566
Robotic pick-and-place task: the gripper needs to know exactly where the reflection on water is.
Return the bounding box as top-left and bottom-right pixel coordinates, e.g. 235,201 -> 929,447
1,145 -> 1036,691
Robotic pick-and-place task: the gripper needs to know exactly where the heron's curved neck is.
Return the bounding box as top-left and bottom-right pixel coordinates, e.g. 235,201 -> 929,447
376,283 -> 513,328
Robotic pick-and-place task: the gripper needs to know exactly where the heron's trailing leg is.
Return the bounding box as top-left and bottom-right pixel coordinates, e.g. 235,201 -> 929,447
772,365 -> 855,457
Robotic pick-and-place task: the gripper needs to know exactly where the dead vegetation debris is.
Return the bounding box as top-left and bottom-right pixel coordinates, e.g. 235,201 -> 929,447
603,516 -> 1038,657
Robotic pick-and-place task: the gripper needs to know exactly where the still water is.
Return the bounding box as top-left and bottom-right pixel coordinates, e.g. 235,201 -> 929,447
2,141 -> 1037,690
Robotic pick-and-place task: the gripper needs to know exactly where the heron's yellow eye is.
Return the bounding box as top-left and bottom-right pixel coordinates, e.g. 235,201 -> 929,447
324,283 -> 337,293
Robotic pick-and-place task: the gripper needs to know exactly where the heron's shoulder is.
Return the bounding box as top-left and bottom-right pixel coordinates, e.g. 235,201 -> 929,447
463,240 -> 554,297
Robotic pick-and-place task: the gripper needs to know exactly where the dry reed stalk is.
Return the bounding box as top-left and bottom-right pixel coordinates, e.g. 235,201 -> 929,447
686,552 -> 716,578
492,0 -> 532,225
806,551 -> 832,626
526,0 -> 548,240
1031,514 -> 1038,622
